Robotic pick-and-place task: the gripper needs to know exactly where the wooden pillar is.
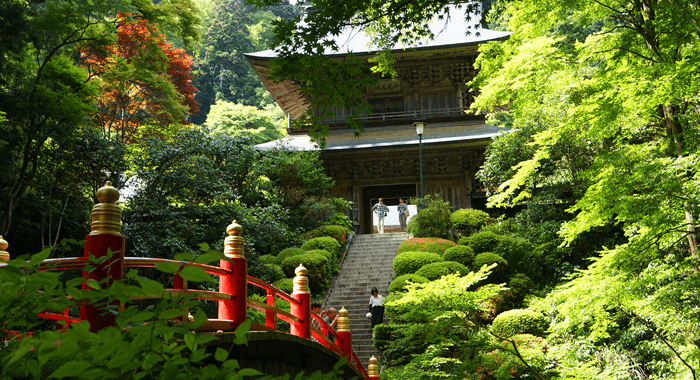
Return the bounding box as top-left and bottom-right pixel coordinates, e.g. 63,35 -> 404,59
80,181 -> 125,332
368,355 -> 380,380
290,264 -> 311,339
219,220 -> 247,329
336,307 -> 352,359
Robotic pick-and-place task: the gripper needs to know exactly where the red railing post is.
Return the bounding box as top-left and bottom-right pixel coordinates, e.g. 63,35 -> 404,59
368,355 -> 380,380
265,288 -> 277,329
219,220 -> 247,328
290,264 -> 311,339
80,182 -> 125,332
336,307 -> 353,360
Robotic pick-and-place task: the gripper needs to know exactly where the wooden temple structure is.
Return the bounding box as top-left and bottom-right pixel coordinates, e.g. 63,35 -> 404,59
246,13 -> 511,235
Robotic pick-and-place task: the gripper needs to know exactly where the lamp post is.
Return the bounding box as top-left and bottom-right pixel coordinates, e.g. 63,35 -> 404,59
413,122 -> 425,207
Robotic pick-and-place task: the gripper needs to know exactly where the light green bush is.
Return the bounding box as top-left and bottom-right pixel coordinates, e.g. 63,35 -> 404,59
459,231 -> 500,253
414,261 -> 469,281
389,273 -> 430,293
301,236 -> 342,258
258,254 -> 280,265
392,251 -> 442,277
276,247 -> 306,262
272,277 -> 294,294
478,334 -> 549,379
442,245 -> 475,266
280,252 -> 330,294
397,237 -> 457,255
491,309 -> 550,338
472,252 -> 508,283
405,195 -> 452,239
450,208 -> 490,234
302,225 -> 349,246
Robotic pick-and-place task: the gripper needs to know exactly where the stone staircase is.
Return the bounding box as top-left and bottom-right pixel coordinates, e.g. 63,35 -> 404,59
322,232 -> 408,367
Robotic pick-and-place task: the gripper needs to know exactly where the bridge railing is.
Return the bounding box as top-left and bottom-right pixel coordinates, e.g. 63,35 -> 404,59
0,182 -> 377,380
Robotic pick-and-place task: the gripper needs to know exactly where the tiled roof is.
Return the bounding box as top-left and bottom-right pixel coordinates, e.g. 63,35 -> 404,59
255,119 -> 507,152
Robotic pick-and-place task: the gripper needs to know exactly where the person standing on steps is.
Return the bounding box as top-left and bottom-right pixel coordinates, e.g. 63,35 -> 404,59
323,307 -> 339,342
372,198 -> 389,234
311,301 -> 323,343
397,198 -> 409,232
369,287 -> 385,333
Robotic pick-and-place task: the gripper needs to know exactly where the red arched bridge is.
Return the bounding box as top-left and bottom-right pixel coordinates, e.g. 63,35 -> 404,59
0,182 -> 380,379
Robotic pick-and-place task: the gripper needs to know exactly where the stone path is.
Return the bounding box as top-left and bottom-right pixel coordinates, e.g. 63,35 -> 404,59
322,232 -> 408,368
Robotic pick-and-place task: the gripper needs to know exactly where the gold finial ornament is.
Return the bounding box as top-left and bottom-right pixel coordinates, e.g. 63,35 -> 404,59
0,236 -> 9,261
90,181 -> 122,235
337,307 -> 350,332
224,220 -> 244,258
368,356 -> 379,377
292,264 -> 309,294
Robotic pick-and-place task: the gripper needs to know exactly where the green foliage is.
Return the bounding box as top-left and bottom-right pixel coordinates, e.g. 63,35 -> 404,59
477,334 -> 550,380
280,252 -> 330,294
450,209 -> 491,235
301,225 -> 349,247
389,273 -> 429,294
258,254 -> 280,265
508,274 -> 533,304
301,237 -> 342,259
491,309 -> 550,338
442,245 -> 475,267
276,247 -> 306,261
272,277 -> 294,294
472,253 -> 508,283
406,195 -> 453,239
460,231 -> 501,253
397,237 -> 457,255
203,101 -> 285,145
414,261 -> 469,281
392,251 -> 442,277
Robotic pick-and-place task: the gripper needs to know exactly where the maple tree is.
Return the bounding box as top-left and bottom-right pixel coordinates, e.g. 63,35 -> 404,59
82,14 -> 200,143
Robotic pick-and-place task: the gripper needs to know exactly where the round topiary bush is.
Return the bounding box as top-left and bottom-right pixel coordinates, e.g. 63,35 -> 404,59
272,277 -> 294,294
280,252 -> 330,294
450,209 -> 490,233
392,251 -> 442,277
276,247 -> 306,262
472,252 -> 508,282
258,254 -> 280,265
509,274 -> 533,302
389,273 -> 429,293
460,231 -> 501,253
301,236 -> 342,258
442,245 -> 475,266
414,261 -> 469,280
397,238 -> 457,255
491,309 -> 550,338
302,225 -> 348,246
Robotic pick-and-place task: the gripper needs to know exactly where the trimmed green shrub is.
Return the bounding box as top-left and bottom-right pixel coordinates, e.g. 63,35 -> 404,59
478,334 -> 549,379
389,273 -> 429,293
494,235 -> 533,268
301,236 -> 342,258
397,237 -> 457,255
280,252 -> 330,293
472,252 -> 508,282
276,247 -> 306,262
262,263 -> 285,283
459,231 -> 500,253
491,309 -> 550,338
393,251 -> 442,277
272,277 -> 294,294
414,261 -> 469,280
442,245 -> 475,266
258,254 -> 279,265
303,249 -> 334,275
509,274 -> 533,302
450,208 -> 490,234
302,225 -> 349,246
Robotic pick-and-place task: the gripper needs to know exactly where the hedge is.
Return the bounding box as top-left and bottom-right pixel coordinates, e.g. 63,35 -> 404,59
389,273 -> 429,293
258,254 -> 280,265
459,231 -> 500,253
414,261 -> 469,281
442,245 -> 475,266
301,236 -> 342,258
272,278 -> 294,294
393,251 -> 442,277
276,247 -> 306,262
280,252 -> 330,294
397,238 -> 457,256
472,252 -> 508,283
491,309 -> 550,338
450,208 -> 490,233
302,225 -> 349,246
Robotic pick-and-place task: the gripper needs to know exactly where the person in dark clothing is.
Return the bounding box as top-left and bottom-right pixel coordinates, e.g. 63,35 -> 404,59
368,287 -> 385,332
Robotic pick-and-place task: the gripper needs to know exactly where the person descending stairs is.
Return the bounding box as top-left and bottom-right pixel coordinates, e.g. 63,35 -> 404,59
322,232 -> 409,368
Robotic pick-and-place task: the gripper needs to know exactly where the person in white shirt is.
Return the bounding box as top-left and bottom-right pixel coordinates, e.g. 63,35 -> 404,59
368,287 -> 385,332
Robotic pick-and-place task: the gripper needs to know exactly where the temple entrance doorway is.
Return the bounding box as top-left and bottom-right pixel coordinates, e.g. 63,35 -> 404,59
361,183 -> 416,234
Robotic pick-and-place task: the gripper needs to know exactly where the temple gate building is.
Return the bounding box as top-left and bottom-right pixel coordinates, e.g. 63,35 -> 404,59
246,14 -> 511,235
